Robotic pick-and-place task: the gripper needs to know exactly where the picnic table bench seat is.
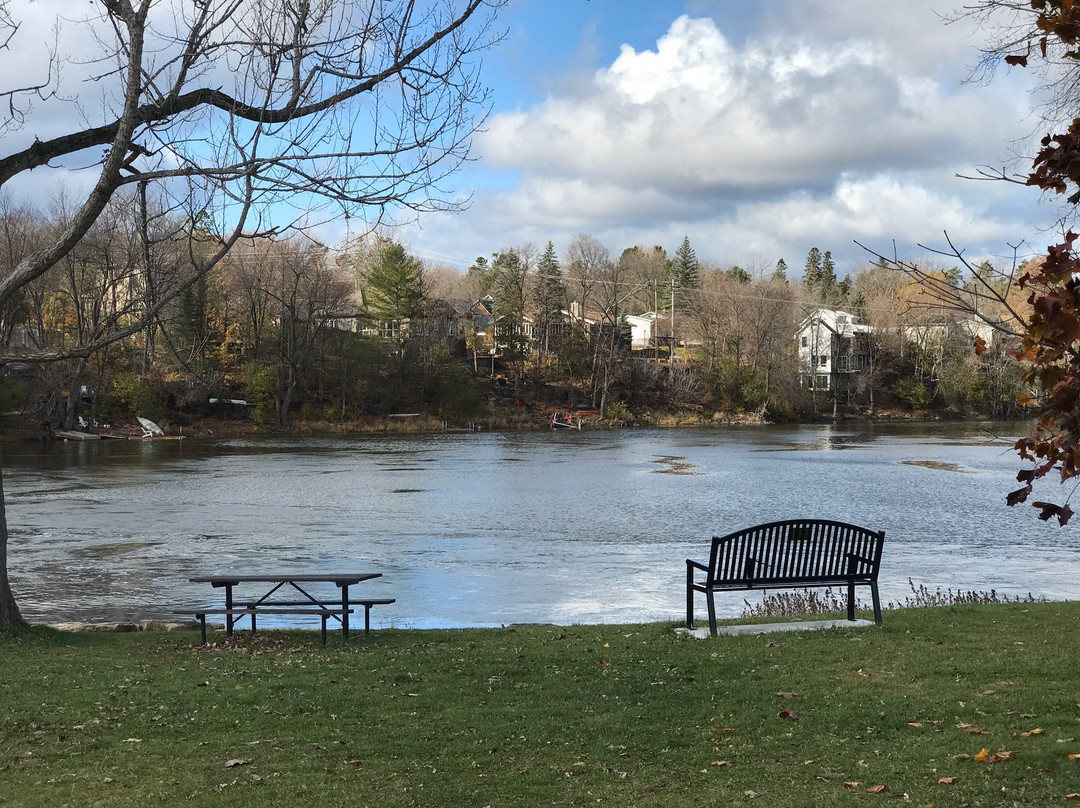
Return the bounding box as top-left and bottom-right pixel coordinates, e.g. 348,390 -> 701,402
178,607 -> 353,646
242,598 -> 397,633
686,519 -> 885,636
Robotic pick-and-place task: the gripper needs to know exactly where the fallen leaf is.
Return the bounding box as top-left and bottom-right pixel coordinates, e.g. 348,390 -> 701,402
938,777 -> 959,784
1021,728 -> 1044,737
1069,753 -> 1080,760
907,722 -> 923,728
1066,793 -> 1080,800
856,671 -> 871,679
952,754 -> 971,761
711,760 -> 731,767
982,690 -> 996,696
776,691 -> 799,698
868,784 -> 887,793
344,759 -> 362,765
957,723 -> 988,734
715,728 -> 735,734
843,781 -> 863,789
743,790 -> 759,799
976,749 -> 1015,764
224,758 -> 252,768
779,709 -> 799,721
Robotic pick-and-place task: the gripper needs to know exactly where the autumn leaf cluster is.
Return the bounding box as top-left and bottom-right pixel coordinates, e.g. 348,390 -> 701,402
1006,0 -> 1080,523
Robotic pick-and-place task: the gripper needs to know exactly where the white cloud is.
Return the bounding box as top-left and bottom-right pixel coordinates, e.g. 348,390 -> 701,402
406,6 -> 1046,273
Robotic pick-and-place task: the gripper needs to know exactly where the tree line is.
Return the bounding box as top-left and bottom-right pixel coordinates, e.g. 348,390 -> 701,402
0,198 -> 1030,430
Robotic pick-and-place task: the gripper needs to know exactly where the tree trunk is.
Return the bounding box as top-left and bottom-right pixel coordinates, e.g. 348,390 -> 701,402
0,457 -> 25,628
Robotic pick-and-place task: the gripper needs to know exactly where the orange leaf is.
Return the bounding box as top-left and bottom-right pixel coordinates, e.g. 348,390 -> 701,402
938,777 -> 959,784
974,748 -> 991,762
1021,728 -> 1043,737
868,784 -> 887,793
1068,753 -> 1080,760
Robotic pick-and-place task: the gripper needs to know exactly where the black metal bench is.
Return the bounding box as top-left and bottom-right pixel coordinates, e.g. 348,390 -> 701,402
182,607 -> 353,646
686,519 -> 885,636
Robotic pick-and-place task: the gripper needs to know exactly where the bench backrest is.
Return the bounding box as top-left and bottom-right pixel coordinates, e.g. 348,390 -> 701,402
707,519 -> 884,585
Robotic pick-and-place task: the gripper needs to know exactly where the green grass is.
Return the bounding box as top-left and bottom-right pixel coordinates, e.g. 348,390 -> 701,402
3,603 -> 1080,806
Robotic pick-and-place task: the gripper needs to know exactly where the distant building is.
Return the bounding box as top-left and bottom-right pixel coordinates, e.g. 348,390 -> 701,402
796,308 -> 871,392
624,312 -> 666,350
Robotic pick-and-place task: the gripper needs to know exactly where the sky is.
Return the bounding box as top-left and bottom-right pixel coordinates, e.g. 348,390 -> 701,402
0,0 -> 1062,280
389,0 -> 1057,277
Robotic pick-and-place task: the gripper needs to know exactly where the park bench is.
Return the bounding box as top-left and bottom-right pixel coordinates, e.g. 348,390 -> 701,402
686,519 -> 885,636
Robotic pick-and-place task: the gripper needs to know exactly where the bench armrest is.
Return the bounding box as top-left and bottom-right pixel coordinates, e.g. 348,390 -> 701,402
845,552 -> 877,566
686,559 -> 709,573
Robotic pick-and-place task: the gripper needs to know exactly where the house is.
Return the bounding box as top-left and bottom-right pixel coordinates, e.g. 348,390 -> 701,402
797,308 -> 871,392
624,312 -> 667,350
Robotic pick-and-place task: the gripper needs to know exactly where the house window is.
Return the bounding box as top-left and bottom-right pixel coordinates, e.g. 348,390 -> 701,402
818,356 -> 828,367
801,336 -> 808,347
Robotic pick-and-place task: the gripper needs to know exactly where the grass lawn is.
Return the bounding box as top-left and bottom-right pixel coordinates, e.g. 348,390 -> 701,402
2,602 -> 1080,807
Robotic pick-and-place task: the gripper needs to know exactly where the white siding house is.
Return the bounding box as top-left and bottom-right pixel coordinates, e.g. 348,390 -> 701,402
624,312 -> 665,350
797,308 -> 872,392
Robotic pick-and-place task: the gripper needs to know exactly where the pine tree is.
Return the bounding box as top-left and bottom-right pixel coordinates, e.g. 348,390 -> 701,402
773,258 -> 788,282
672,236 -> 700,289
365,240 -> 424,325
534,241 -> 565,354
804,247 -> 822,289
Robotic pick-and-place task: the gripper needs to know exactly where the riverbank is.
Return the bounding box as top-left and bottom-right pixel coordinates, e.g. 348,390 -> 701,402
2,601 -> 1077,807
0,399 -> 973,443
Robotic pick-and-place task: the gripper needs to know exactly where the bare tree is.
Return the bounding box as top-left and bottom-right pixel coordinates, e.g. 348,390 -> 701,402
0,0 -> 504,626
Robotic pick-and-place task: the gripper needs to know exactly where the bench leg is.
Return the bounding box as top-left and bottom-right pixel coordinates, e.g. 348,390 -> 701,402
685,564 -> 696,630
706,591 -> 717,637
871,582 -> 882,625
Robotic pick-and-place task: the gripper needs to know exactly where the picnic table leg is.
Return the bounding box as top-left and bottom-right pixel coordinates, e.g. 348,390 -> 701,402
321,614 -> 328,646
340,585 -> 350,640
224,584 -> 235,636
197,613 -> 207,645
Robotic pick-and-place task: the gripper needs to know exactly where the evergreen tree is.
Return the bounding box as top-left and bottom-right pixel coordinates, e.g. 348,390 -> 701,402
773,258 -> 788,282
822,250 -> 837,290
804,247 -> 822,289
671,236 -> 700,289
728,265 -> 752,284
533,241 -> 565,354
365,240 -> 424,325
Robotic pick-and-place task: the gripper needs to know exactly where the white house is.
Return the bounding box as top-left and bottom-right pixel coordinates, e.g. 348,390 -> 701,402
796,308 -> 872,392
624,312 -> 666,350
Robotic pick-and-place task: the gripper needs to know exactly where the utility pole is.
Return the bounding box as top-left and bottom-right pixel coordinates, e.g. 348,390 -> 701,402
670,276 -> 676,364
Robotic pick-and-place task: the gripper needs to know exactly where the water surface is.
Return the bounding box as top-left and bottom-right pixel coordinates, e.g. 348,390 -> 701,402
5,421 -> 1069,629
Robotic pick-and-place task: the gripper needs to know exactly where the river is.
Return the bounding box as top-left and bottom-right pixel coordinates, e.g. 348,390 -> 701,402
4,421 -> 1072,629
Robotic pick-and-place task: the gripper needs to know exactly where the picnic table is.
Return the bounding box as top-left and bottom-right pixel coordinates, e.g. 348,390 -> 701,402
186,572 -> 393,644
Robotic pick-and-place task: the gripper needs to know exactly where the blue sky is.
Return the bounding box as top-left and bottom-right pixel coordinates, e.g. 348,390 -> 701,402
393,0 -> 1054,277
